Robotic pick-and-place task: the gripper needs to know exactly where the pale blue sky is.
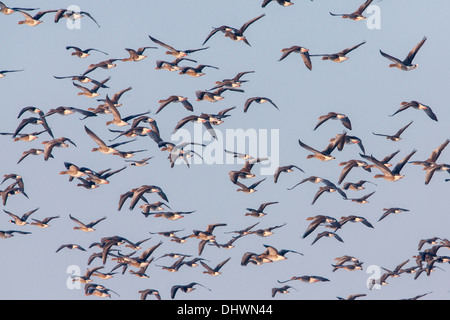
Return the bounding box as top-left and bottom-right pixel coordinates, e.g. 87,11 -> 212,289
1,0 -> 449,300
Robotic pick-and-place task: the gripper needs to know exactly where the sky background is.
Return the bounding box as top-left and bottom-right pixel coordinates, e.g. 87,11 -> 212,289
1,0 -> 449,300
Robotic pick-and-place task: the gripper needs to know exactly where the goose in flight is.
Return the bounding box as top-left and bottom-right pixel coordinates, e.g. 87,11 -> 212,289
287,176 -> 334,190
245,201 -> 279,217
13,116 -> 52,139
329,0 -> 373,21
83,59 -> 120,75
0,230 -> 31,239
372,121 -> 413,141
172,115 -> 218,140
149,35 -> 209,58
104,96 -> 150,127
170,282 -> 211,299
200,257 -> 231,276
0,2 -> 38,15
337,215 -> 374,229
69,214 -> 106,232
262,0 -> 295,8
84,283 -> 119,298
17,106 -> 44,118
65,46 -> 108,58
423,163 -> 450,185
332,263 -> 364,272
364,150 -> 400,171
409,139 -> 449,169
127,185 -> 169,210
311,42 -> 365,63
277,275 -> 330,284
360,150 -> 417,181
202,14 -> 265,46
314,112 -> 352,130
250,223 -> 287,237
235,178 -> 266,193
155,57 -> 197,72
125,157 -> 153,167
84,125 -> 134,155
378,207 -> 410,221
342,180 -> 376,191
337,159 -> 371,184
337,294 -> 367,300
311,231 -> 344,245
390,100 -> 437,121
271,285 -> 298,298
42,137 -> 77,161
0,187 -> 27,206
97,86 -> 132,108
72,77 -> 110,98
311,185 -> 347,205
330,133 -> 365,154
138,289 -> 161,301
200,106 -> 236,125
53,8 -> 101,27
302,215 -> 340,239
273,165 -> 304,183
346,191 -> 376,204
4,208 -> 39,226
279,46 -> 312,70
190,224 -> 224,243
0,69 -> 23,78
30,215 -> 60,228
72,266 -> 105,285
298,132 -> 347,161
156,95 -> 193,114
53,75 -> 109,92
1,173 -> 24,188
178,64 -> 218,77
244,97 -> 279,113
418,237 -> 442,251
56,243 -> 86,253
228,161 -> 257,184
380,37 -> 427,71
225,222 -> 260,237
148,211 -> 195,221
259,244 -> 303,262
211,71 -> 254,90
334,255 -> 362,266
381,259 -> 411,280
44,106 -> 97,118
5,130 -> 47,142
140,201 -> 171,215
196,88 -> 244,102
84,166 -> 127,185
121,47 -> 156,62
17,9 -> 55,26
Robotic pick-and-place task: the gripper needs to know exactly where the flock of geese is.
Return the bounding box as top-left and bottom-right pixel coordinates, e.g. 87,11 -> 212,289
1,0 -> 449,300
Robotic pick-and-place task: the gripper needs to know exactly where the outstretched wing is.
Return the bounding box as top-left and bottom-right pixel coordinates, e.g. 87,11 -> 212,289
203,27 -> 224,46
379,50 -> 403,65
148,35 -> 177,52
84,125 -> 107,148
391,149 -> 416,175
69,214 -> 86,227
239,14 -> 265,34
340,41 -> 366,55
170,285 -> 181,299
301,51 -> 312,70
172,115 -> 198,133
355,0 -> 373,15
298,139 -> 321,154
404,37 -> 427,65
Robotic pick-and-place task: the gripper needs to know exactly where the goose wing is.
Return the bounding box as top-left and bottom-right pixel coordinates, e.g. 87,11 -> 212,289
404,37 -> 427,65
